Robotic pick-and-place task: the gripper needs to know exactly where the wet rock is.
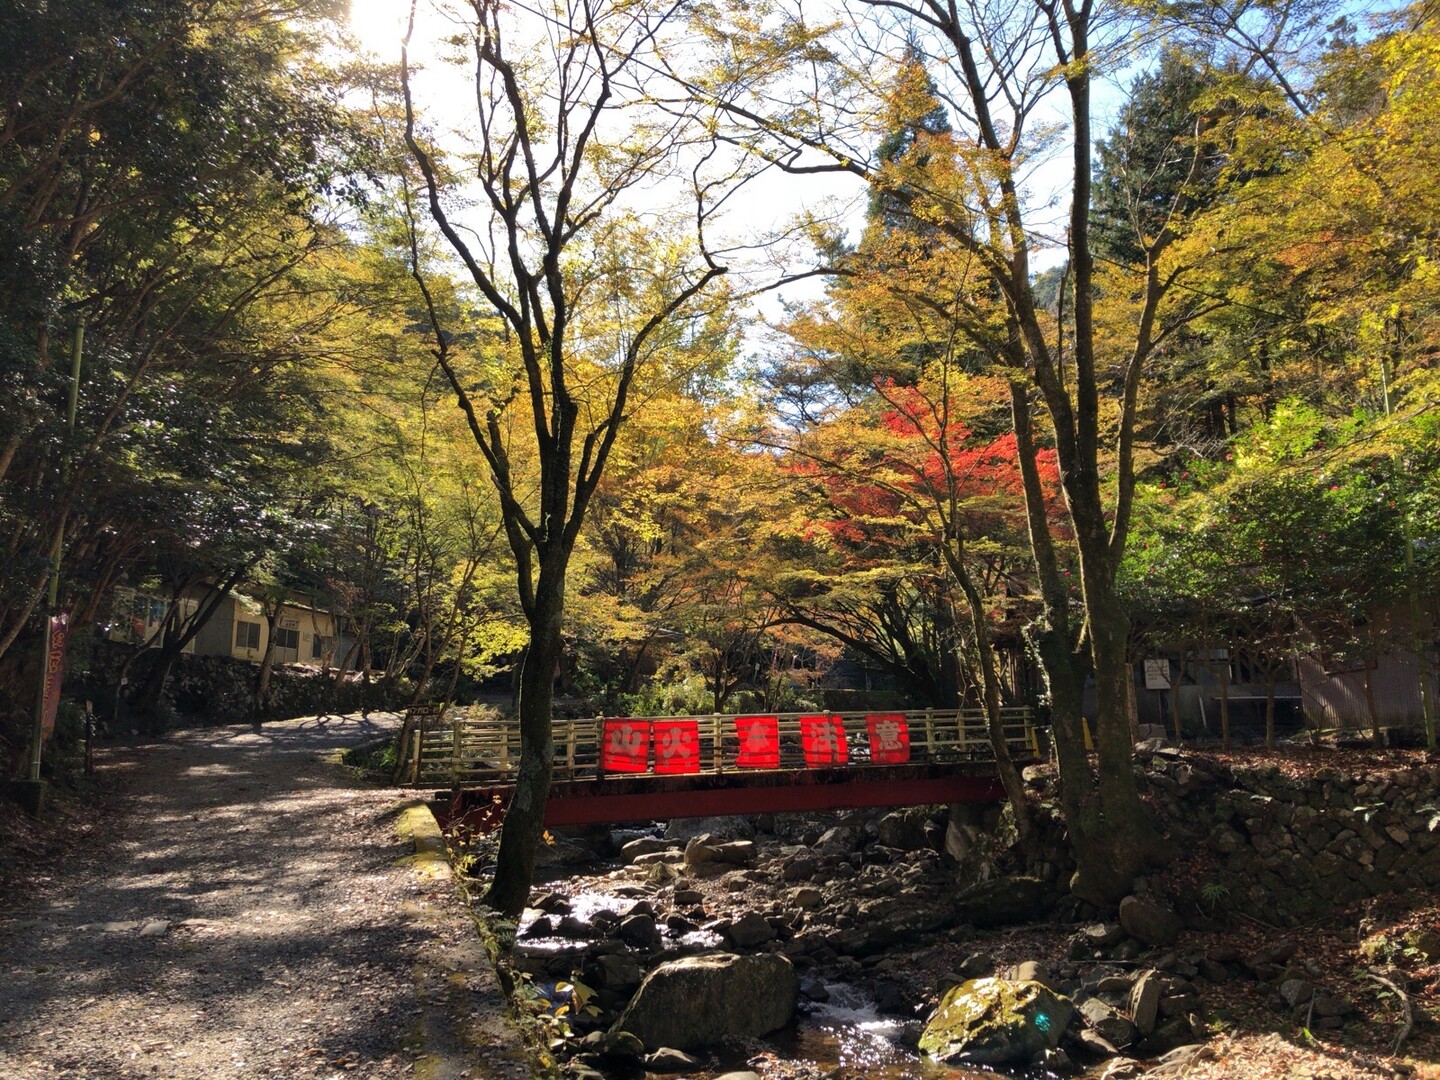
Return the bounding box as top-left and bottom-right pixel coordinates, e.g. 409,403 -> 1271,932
720,911 -> 776,948
595,953 -> 644,991
612,953 -> 797,1050
954,876 -> 1053,928
1118,895 -> 1182,947
558,914 -> 595,939
918,977 -> 1073,1068
872,979 -> 908,1015
605,1029 -> 646,1060
644,1047 -> 701,1072
799,976 -> 830,1002
664,913 -> 699,934
519,912 -> 555,939
534,891 -> 571,914
1078,997 -> 1137,1048
621,837 -> 674,863
618,913 -> 661,951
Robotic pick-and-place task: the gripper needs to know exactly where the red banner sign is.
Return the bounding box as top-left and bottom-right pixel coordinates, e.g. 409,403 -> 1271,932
866,713 -> 911,764
600,719 -> 650,772
652,719 -> 701,774
41,612 -> 69,742
800,714 -> 848,766
734,715 -> 780,769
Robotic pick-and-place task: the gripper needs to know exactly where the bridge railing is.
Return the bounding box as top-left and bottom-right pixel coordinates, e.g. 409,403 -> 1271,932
423,706 -> 1036,786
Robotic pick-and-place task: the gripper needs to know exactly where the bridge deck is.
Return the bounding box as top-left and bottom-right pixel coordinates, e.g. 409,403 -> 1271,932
405,707 -> 1038,829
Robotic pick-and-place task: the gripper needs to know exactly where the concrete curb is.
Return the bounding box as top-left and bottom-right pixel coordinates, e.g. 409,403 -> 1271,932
391,797 -> 537,1080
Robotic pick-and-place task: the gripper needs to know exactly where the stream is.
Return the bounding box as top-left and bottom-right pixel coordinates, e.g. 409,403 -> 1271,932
516,884 -> 1102,1080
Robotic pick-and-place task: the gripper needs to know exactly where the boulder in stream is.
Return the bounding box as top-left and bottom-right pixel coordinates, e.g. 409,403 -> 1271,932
612,952 -> 798,1050
918,977 -> 1073,1068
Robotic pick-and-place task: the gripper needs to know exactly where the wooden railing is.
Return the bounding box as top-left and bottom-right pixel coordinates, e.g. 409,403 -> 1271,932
398,706 -> 1036,787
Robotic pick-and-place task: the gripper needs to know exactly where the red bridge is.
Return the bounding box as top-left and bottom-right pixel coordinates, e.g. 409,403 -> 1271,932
402,707 -> 1039,829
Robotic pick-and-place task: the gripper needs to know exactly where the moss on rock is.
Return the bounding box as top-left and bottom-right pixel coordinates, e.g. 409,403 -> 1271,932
918,977 -> 1072,1067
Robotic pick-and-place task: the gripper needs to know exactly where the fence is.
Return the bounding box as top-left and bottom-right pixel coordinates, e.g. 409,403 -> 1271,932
397,705 -> 1036,787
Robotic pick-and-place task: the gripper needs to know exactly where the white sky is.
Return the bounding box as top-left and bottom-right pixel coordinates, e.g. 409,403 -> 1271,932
345,0 -> 1125,325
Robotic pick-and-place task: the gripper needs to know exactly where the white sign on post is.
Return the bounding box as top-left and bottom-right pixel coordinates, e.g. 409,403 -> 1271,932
1143,658 -> 1171,691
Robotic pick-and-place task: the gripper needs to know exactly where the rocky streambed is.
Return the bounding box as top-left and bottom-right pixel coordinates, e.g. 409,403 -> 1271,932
485,810 -> 1220,1079
453,745 -> 1440,1080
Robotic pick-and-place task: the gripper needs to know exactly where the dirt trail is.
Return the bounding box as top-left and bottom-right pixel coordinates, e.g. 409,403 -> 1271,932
0,714 -> 532,1080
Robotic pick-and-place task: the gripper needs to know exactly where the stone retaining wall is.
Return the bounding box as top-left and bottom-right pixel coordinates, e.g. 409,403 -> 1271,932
1135,748 -> 1440,924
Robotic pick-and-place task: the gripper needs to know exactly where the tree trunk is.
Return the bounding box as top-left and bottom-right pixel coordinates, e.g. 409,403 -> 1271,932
485,566 -> 564,917
1076,601 -> 1163,905
255,600 -> 281,713
945,545 -> 1033,847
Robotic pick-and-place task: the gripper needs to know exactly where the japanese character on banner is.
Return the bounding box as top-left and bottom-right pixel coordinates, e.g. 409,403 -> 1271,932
799,714 -> 848,766
865,713 -> 911,764
652,719 -> 701,774
600,718 -> 650,773
733,715 -> 780,769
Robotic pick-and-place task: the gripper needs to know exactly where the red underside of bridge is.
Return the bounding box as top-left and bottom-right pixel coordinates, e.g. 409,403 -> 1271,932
445,763 -> 1008,830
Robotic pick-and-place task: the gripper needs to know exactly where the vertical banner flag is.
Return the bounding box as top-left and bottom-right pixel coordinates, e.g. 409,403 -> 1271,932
733,715 -> 780,769
799,714 -> 848,766
866,712 -> 911,764
600,718 -> 650,772
41,612 -> 70,742
652,719 -> 701,774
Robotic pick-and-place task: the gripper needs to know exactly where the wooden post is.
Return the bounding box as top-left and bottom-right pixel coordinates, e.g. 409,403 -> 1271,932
924,708 -> 935,761
451,709 -> 462,783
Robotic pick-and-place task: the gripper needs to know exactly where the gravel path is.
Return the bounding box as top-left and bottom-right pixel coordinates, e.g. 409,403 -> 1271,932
0,714 -> 533,1080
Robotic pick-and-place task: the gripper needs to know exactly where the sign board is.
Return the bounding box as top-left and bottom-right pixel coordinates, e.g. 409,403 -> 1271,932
41,612 -> 70,741
1143,658 -> 1171,691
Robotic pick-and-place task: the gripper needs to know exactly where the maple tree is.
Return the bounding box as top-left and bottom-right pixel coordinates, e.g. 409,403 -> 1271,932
400,0 -> 733,913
